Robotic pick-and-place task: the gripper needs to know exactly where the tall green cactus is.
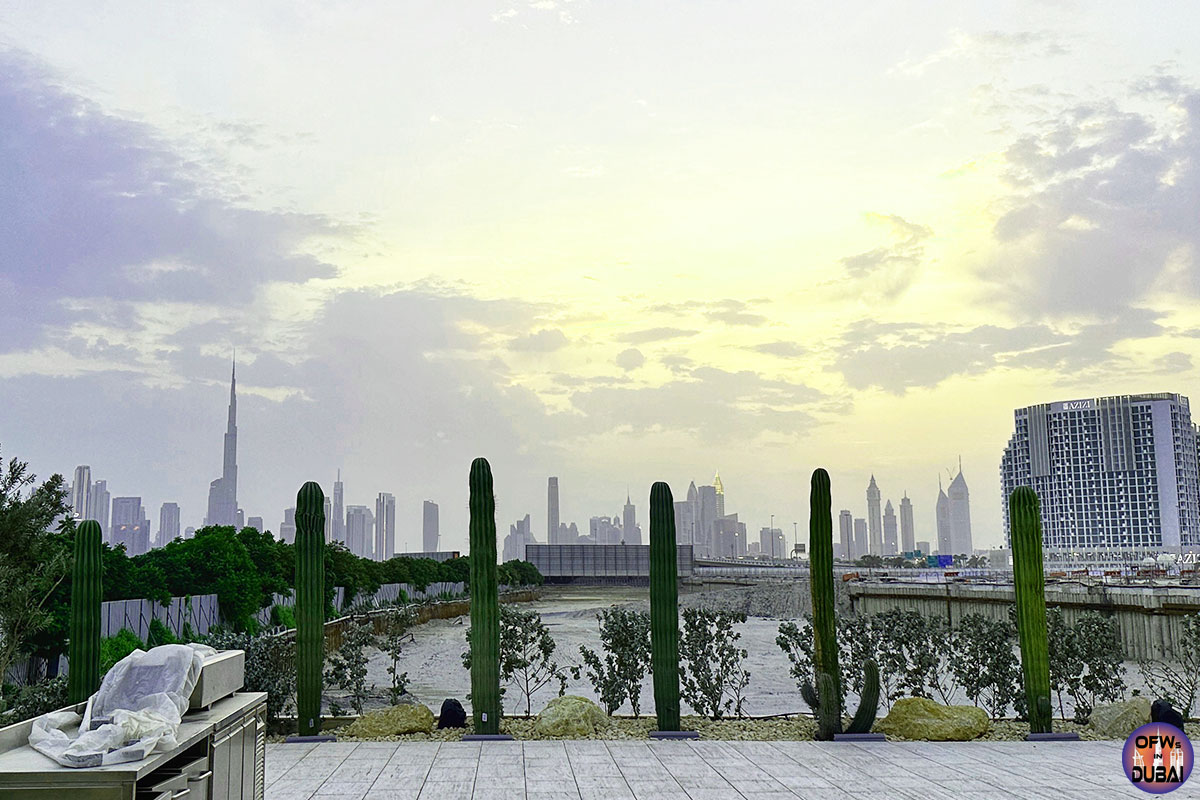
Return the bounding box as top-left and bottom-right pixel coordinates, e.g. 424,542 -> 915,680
649,481 -> 682,732
809,468 -> 842,739
1010,486 -> 1052,735
806,468 -> 879,738
295,481 -> 326,738
68,520 -> 103,704
469,457 -> 501,735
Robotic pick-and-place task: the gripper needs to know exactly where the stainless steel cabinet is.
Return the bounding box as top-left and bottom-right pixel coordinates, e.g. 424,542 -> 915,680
210,703 -> 265,800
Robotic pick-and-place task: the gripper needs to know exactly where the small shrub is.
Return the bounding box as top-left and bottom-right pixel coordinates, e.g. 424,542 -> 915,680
325,617 -> 376,715
679,607 -> 751,719
950,614 -> 1020,719
462,604 -> 568,715
204,629 -> 296,728
1139,611 -> 1200,720
572,606 -> 651,716
381,607 -> 416,704
3,676 -> 68,723
147,618 -> 180,648
270,605 -> 296,630
100,629 -> 145,675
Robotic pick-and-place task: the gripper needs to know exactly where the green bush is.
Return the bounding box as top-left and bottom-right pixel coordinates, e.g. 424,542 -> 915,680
146,618 -> 180,648
100,629 -> 145,675
204,629 -> 295,729
270,604 -> 296,629
679,607 -> 751,719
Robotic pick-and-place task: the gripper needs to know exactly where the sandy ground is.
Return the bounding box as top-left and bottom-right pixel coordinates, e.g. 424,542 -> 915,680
332,583 -> 1153,720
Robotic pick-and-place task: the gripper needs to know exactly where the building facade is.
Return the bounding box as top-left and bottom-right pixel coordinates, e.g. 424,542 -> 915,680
345,504 -> 373,558
936,477 -> 951,554
853,518 -> 868,559
899,493 -> 915,553
71,465 -> 92,521
111,496 -> 150,556
280,507 -> 296,544
866,476 -> 882,555
206,363 -> 240,527
838,510 -> 854,559
547,477 -> 560,545
375,492 -> 396,561
883,500 -> 897,555
947,461 -> 973,555
158,502 -> 180,547
504,514 -> 535,562
422,500 -> 439,552
1001,393 -> 1200,560
332,470 -> 345,544
92,479 -> 110,539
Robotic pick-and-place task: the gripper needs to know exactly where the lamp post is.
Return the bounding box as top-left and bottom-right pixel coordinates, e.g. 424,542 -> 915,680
793,522 -> 798,561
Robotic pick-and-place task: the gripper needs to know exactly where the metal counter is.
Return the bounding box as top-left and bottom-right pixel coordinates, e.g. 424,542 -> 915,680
0,692 -> 267,800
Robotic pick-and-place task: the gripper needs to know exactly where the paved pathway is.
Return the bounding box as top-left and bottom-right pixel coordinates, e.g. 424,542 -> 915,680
266,739 -> 1198,799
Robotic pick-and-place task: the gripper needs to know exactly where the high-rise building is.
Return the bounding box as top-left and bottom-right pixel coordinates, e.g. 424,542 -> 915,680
184,526 -> 195,539
205,362 -> 240,527
623,493 -> 639,545
158,502 -> 180,547
332,470 -> 345,543
713,470 -> 725,518
686,481 -> 699,545
504,514 -> 536,562
853,518 -> 868,560
883,500 -> 897,555
697,484 -> 718,557
280,508 -> 296,544
674,496 -> 696,547
248,516 -> 264,534
112,497 -> 150,556
92,479 -> 110,539
375,492 -> 396,561
866,476 -> 882,555
423,500 -> 439,552
838,510 -> 854,559
547,477 -> 560,545
899,493 -> 915,553
590,516 -> 620,545
916,540 -> 930,555
1001,393 -> 1200,556
935,476 -> 951,555
71,465 -> 92,520
947,459 -> 973,556
346,505 -> 373,558
759,526 -> 784,558
323,497 -> 332,542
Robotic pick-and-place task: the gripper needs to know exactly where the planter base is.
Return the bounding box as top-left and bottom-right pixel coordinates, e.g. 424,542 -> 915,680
833,733 -> 886,742
285,734 -> 337,743
462,734 -> 515,741
1025,732 -> 1080,741
649,730 -> 700,740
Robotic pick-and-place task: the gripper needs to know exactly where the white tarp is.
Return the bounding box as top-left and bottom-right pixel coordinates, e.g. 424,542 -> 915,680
29,643 -> 214,768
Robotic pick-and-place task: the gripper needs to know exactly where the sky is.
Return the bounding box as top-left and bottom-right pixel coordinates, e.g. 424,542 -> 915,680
2,1 -> 1199,553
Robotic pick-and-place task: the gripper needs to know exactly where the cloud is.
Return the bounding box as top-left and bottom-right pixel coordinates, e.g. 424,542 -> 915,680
615,348 -> 646,371
509,328 -> 569,352
617,327 -> 700,344
0,50 -> 345,352
747,341 -> 806,358
840,213 -> 933,299
891,29 -> 1068,77
647,299 -> 769,327
831,309 -> 1165,393
978,81 -> 1200,317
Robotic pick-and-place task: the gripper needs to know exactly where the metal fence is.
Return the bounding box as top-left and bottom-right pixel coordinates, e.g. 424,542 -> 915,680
254,582 -> 469,627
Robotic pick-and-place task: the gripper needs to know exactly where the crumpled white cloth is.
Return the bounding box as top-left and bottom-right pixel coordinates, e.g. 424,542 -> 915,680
29,643 -> 216,768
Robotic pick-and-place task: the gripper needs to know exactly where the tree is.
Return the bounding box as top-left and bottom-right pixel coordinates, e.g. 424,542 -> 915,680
949,614 -> 1020,719
380,607 -> 416,704
1139,612 -> 1200,720
678,607 -> 752,719
573,606 -> 652,716
325,616 -> 377,716
462,604 -> 568,715
0,450 -> 73,686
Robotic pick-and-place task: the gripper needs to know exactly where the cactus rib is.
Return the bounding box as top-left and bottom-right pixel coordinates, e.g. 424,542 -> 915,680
649,481 -> 682,732
296,481 -> 326,738
469,457 -> 502,735
68,520 -> 103,704
1010,485 -> 1053,735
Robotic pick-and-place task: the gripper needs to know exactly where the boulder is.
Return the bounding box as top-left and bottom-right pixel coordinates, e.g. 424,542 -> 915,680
438,698 -> 467,729
343,703 -> 435,737
534,696 -> 607,738
1152,699 -> 1187,731
1087,697 -> 1150,739
875,698 -> 990,741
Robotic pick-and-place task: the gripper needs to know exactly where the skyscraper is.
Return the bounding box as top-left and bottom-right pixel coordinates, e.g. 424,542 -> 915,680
838,509 -> 854,559
375,492 -> 396,561
697,484 -> 718,557
346,505 -> 373,558
112,497 -> 150,555
503,514 -> 535,562
280,507 -> 296,544
248,516 -> 264,534
866,475 -> 882,555
853,518 -> 868,560
713,470 -> 725,518
332,470 -> 345,543
158,502 -> 180,547
323,496 -> 332,542
1001,393 -> 1200,555
935,476 -> 951,555
674,495 -> 696,547
623,492 -> 638,545
70,465 -> 92,520
686,481 -> 699,545
759,526 -> 784,558
423,500 -> 439,552
883,500 -> 897,555
206,361 -> 239,527
899,493 -> 915,553
947,459 -> 973,555
92,479 -> 110,539
547,477 -> 560,545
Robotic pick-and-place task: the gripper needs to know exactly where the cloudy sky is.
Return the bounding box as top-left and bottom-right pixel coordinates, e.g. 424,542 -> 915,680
3,1 -> 1199,553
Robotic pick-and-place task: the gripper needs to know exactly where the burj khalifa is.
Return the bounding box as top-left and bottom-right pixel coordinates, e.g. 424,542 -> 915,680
205,361 -> 241,527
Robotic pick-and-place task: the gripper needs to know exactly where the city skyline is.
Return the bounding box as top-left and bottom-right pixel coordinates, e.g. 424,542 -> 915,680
4,4 -> 1200,554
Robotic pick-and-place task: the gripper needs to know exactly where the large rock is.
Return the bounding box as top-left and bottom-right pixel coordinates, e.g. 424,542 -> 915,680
438,698 -> 467,729
344,703 -> 435,737
875,698 -> 990,741
1088,697 -> 1150,739
534,696 -> 607,738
